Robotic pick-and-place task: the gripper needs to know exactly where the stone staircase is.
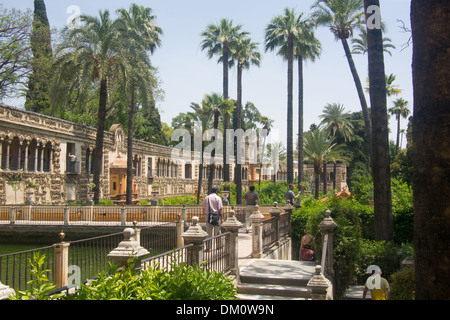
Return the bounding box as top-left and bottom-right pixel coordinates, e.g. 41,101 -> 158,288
236,259 -> 317,300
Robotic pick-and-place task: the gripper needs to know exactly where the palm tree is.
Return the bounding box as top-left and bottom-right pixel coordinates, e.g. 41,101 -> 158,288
311,0 -> 373,164
303,128 -> 346,198
265,8 -> 309,185
364,0 -> 393,242
117,4 -> 162,205
258,116 -> 274,186
265,141 -> 287,184
201,93 -> 234,193
277,15 -> 322,190
229,35 -> 261,204
201,19 -> 248,183
189,102 -> 213,204
389,98 -> 410,155
53,10 -> 131,203
351,27 -> 396,56
319,103 -> 354,142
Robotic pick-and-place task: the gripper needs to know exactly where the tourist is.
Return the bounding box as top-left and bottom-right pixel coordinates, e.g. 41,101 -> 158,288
363,268 -> 390,300
244,185 -> 259,233
299,229 -> 315,261
285,183 -> 301,205
202,186 -> 223,237
68,152 -> 77,172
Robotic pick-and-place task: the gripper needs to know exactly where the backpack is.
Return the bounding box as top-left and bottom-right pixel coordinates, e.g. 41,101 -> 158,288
208,197 -> 221,226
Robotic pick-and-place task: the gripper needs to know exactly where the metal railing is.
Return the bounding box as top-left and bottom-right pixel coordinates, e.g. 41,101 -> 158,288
203,232 -> 232,274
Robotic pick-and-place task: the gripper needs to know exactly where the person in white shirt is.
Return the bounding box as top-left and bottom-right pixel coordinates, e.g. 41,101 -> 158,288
202,186 -> 223,237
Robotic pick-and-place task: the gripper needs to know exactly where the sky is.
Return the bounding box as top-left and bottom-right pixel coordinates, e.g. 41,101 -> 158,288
2,0 -> 413,148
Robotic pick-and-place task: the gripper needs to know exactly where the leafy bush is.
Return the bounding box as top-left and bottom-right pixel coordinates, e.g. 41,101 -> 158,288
98,199 -> 114,205
159,194 -> 200,206
389,266 -> 415,300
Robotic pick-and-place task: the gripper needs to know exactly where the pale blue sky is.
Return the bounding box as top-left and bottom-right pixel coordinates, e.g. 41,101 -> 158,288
2,0 -> 413,147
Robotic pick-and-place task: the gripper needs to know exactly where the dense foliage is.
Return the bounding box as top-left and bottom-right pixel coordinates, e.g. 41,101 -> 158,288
291,176 -> 414,299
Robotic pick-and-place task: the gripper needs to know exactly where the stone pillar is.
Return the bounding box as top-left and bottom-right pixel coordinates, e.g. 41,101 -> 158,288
23,141 -> 28,172
221,207 -> 242,276
0,139 -> 2,172
54,230 -> 70,288
5,139 -> 10,170
121,205 -> 126,226
319,210 -> 337,279
34,146 -> 38,172
64,207 -> 69,225
176,214 -> 184,248
107,228 -> 150,269
181,216 -> 208,266
9,207 -> 16,225
269,202 -> 282,245
307,265 -> 332,300
250,205 -> 265,258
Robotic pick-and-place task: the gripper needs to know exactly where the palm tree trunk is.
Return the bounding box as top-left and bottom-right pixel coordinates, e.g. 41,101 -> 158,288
341,38 -> 373,165
287,35 -> 294,184
395,115 -> 401,154
196,141 -> 204,205
314,164 -> 320,199
223,45 -> 230,188
298,55 -> 304,191
126,86 -> 135,205
322,161 -> 327,195
236,64 -> 243,204
411,0 -> 450,299
365,0 -> 393,242
207,111 -> 220,192
93,78 -> 108,204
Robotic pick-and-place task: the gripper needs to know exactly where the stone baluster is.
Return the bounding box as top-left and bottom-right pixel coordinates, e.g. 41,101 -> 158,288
107,227 -> 150,269
181,216 -> 208,266
54,230 -> 70,288
319,210 -> 337,279
250,205 -> 265,258
221,206 -> 242,276
307,265 -> 332,300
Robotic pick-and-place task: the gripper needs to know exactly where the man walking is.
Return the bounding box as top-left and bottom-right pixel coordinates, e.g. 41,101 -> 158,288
244,185 -> 259,233
285,183 -> 301,205
202,186 -> 223,237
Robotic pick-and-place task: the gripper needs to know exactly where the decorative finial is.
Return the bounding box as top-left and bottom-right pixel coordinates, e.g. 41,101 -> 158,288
59,230 -> 65,242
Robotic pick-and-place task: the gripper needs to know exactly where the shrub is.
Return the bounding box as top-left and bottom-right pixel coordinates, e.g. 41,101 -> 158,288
389,266 -> 415,300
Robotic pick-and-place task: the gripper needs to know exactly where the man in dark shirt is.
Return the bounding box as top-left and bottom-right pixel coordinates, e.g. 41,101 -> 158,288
285,183 -> 301,205
244,185 -> 259,233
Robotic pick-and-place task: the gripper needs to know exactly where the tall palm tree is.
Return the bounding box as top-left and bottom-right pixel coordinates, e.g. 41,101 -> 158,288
389,98 -> 410,155
303,129 -> 346,198
53,10 -> 130,203
201,93 -> 234,193
311,0 -> 373,164
319,103 -> 354,142
229,35 -> 261,204
189,102 -> 213,204
265,8 -> 309,184
201,19 -> 248,183
277,15 -> 322,190
117,4 -> 162,205
364,0 -> 393,242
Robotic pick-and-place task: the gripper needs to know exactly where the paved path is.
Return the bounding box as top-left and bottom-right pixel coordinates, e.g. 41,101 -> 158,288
237,229 -> 253,267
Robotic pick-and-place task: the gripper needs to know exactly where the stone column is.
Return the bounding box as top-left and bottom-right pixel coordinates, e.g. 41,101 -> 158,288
176,214 -> 184,248
181,216 -> 208,266
307,265 -> 332,300
250,205 -> 265,258
54,230 -> 70,288
5,139 -> 10,170
319,210 -> 337,279
121,205 -> 126,226
221,207 -> 242,276
269,202 -> 282,246
0,139 -> 3,172
34,145 -> 38,172
23,141 -> 28,172
64,207 -> 69,225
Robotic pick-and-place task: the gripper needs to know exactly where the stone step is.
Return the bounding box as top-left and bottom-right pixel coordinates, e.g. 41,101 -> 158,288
237,282 -> 311,299
236,293 -> 308,300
